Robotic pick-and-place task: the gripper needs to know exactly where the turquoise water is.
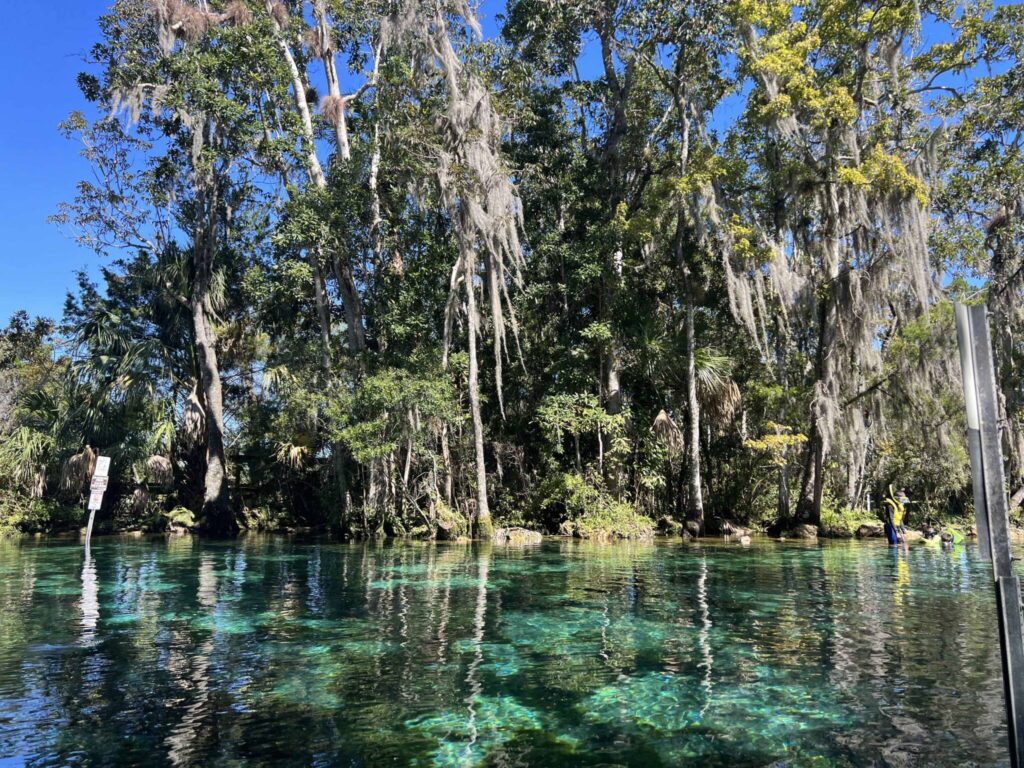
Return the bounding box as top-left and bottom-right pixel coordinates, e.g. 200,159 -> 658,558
0,535 -> 1009,767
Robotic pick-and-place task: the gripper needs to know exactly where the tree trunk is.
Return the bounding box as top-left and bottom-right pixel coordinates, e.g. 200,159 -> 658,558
192,295 -> 233,533
440,423 -> 454,506
683,271 -> 704,527
463,243 -> 492,538
332,256 -> 366,352
185,135 -> 234,535
369,122 -> 384,269
794,166 -> 842,531
794,424 -> 824,526
794,296 -> 830,528
267,1 -> 365,355
604,249 -> 624,415
671,78 -> 701,526
605,349 -> 623,414
266,2 -> 324,184
597,24 -> 629,419
311,256 -> 333,370
774,318 -> 792,520
777,460 -> 791,521
313,0 -> 352,162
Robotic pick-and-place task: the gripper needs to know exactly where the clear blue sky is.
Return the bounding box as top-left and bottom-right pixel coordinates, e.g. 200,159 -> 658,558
0,2 -> 108,324
0,2 -> 512,327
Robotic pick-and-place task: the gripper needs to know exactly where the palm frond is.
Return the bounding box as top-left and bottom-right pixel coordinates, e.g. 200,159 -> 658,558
694,349 -> 741,428
275,441 -> 309,469
146,454 -> 173,486
652,409 -> 684,456
0,426 -> 55,497
60,445 -> 96,492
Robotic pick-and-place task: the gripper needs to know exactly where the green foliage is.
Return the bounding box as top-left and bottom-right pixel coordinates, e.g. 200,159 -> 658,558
0,496 -> 81,536
165,506 -> 196,530
568,505 -> 655,540
434,499 -> 469,540
534,472 -> 653,540
818,506 -> 877,537
838,146 -> 929,205
329,367 -> 457,465
536,394 -> 623,452
867,302 -> 970,515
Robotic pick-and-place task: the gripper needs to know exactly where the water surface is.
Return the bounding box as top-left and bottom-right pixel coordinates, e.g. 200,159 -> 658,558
0,536 -> 1009,766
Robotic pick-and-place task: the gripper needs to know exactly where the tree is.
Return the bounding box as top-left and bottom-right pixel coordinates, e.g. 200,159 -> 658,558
4,0 -> 1016,538
58,0 -> 278,532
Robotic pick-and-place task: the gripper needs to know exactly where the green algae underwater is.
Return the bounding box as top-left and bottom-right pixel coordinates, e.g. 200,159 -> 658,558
0,535 -> 1010,767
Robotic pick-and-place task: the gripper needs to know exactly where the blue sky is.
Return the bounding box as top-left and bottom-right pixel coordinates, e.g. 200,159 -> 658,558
0,2 -> 509,326
0,2 -> 107,324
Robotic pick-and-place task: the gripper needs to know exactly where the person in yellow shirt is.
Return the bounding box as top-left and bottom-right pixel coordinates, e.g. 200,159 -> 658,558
895,489 -> 911,533
883,486 -> 908,545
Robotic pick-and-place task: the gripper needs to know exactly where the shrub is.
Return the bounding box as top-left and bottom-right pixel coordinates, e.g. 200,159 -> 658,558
434,499 -> 468,540
535,472 -> 653,540
239,505 -> 291,531
819,506 -> 880,537
0,493 -> 81,535
165,506 -> 196,530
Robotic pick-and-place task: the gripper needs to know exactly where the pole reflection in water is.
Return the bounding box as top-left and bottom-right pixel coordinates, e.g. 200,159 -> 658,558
79,552 -> 99,645
306,544 -> 323,615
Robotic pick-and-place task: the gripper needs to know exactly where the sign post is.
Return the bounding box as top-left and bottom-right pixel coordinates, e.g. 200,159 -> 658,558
955,303 -> 1024,767
84,456 -> 111,550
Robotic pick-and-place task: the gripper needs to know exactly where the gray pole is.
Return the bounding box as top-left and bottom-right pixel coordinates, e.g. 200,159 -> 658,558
955,304 -> 993,561
84,507 -> 97,552
955,302 -> 1024,767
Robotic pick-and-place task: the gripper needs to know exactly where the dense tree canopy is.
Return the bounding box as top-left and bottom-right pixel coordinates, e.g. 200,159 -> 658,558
1,0 -> 1022,539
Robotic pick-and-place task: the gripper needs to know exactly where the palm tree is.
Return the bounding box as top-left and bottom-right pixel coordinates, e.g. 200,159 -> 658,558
655,347 -> 739,531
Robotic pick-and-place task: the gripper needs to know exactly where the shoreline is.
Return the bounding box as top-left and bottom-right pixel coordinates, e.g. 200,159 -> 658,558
4,525 -> 1007,545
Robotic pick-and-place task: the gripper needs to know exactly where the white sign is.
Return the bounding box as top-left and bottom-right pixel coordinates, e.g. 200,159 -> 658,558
90,476 -> 109,492
94,456 -> 111,477
87,490 -> 105,510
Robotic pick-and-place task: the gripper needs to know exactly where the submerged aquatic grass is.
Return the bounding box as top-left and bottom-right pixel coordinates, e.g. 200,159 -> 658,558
0,536 -> 1010,767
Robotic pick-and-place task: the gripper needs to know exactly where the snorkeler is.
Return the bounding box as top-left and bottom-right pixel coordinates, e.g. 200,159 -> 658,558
922,526 -> 964,550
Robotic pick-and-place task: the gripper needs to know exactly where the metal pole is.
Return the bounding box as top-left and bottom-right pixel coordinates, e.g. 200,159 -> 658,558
955,302 -> 1024,767
84,507 -> 97,552
955,304 -> 992,561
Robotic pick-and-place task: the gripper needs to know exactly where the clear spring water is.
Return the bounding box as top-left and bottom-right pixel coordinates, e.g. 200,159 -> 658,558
0,535 -> 1010,767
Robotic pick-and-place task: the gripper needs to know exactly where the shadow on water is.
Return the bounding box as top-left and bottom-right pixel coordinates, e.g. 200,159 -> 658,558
0,535 -> 1010,767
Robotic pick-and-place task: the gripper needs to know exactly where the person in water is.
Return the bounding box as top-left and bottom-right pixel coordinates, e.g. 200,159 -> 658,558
924,527 -> 963,551
883,487 -> 908,545
896,489 -> 910,537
